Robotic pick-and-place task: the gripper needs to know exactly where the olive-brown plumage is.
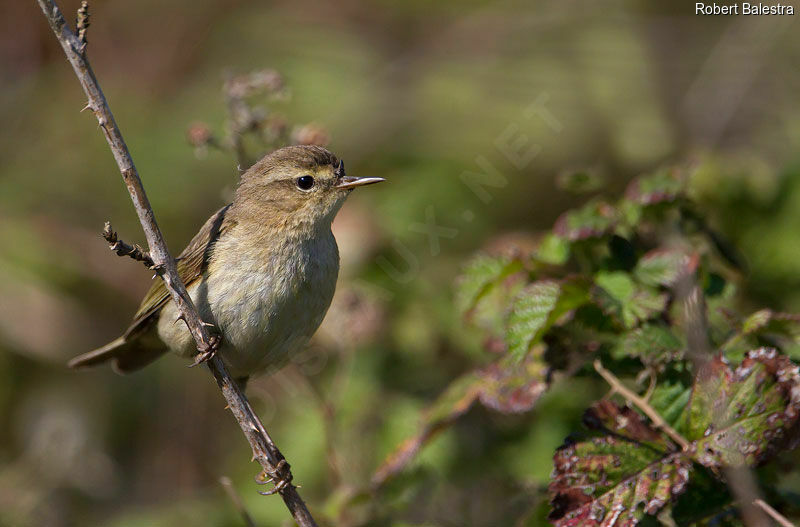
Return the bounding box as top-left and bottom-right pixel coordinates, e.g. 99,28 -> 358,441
69,145 -> 384,381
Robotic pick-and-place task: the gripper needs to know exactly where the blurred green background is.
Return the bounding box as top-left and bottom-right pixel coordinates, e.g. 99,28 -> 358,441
1,0 -> 800,525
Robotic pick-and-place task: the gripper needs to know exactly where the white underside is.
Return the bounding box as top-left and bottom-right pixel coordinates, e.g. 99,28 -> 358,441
157,226 -> 339,378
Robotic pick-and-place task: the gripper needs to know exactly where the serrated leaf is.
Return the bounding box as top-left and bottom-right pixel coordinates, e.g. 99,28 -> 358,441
634,249 -> 692,288
679,349 -> 800,469
741,309 -> 773,334
593,271 -> 667,329
625,168 -> 685,206
506,278 -> 589,360
553,201 -> 617,241
550,401 -> 691,526
613,324 -> 684,364
456,254 -> 523,316
551,350 -> 800,525
721,309 -> 800,361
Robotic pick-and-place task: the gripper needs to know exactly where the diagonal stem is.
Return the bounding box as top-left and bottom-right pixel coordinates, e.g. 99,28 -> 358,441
35,1 -> 318,525
593,359 -> 691,451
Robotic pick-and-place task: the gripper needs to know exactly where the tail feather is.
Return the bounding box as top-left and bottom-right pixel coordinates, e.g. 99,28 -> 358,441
69,335 -> 168,373
68,337 -> 129,369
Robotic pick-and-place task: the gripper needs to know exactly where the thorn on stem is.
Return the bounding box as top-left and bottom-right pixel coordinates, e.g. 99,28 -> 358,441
76,1 -> 90,47
102,221 -> 156,269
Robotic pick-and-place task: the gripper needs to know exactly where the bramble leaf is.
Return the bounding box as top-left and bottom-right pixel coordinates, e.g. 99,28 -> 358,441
550,350 -> 800,526
625,168 -> 685,206
553,201 -> 617,241
506,278 -> 590,360
373,352 -> 547,486
678,349 -> 800,469
549,401 -> 691,526
456,254 -> 523,316
534,233 -> 570,265
593,271 -> 667,329
613,324 -> 684,365
721,309 -> 800,361
634,248 -> 692,288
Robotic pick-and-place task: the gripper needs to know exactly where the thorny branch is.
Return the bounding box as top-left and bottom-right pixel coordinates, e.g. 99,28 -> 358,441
102,221 -> 155,269
35,1 -> 318,525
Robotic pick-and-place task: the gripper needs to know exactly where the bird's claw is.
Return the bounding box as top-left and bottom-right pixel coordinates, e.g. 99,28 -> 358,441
255,460 -> 293,496
189,334 -> 221,367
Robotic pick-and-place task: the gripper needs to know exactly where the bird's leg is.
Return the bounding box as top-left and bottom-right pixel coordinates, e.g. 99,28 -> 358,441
190,332 -> 221,366
255,459 -> 294,496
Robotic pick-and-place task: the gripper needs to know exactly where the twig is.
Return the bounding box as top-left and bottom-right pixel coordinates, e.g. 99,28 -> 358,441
593,360 -> 691,451
75,0 -> 89,47
102,221 -> 155,269
35,1 -> 318,526
753,499 -> 796,527
220,476 -> 257,527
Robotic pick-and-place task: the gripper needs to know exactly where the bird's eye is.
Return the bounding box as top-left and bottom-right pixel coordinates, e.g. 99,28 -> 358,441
296,175 -> 315,191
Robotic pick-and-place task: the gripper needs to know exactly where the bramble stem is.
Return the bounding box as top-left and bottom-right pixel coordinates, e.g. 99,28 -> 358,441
35,1 -> 317,525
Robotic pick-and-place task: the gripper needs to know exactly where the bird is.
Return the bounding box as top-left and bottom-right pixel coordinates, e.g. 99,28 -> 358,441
69,145 -> 384,386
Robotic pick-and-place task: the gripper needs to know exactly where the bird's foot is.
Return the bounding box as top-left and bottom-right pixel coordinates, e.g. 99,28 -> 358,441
255,460 -> 293,496
189,333 -> 221,367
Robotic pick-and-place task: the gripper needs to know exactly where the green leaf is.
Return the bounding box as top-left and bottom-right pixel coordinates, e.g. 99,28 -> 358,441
634,248 -> 691,288
593,271 -> 667,329
534,233 -> 570,265
613,324 -> 684,364
455,254 -> 523,316
506,278 -> 590,360
553,201 -> 617,241
721,309 -> 800,361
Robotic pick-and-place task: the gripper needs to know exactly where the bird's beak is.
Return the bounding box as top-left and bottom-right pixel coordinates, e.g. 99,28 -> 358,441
335,176 -> 386,190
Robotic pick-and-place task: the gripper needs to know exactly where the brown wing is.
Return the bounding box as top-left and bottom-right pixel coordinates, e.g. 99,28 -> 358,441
124,204 -> 235,338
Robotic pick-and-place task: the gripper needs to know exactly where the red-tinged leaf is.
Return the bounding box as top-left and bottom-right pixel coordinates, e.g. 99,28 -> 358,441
373,353 -> 547,486
478,352 -> 549,413
553,201 -> 617,242
551,350 -> 800,525
371,372 -> 482,487
549,437 -> 691,526
625,168 -> 685,206
680,349 -> 800,469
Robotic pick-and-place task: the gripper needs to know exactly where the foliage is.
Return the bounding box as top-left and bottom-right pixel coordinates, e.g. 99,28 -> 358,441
372,166 -> 800,526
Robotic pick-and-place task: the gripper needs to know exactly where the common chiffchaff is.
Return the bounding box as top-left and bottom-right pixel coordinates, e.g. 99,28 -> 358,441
69,145 -> 384,383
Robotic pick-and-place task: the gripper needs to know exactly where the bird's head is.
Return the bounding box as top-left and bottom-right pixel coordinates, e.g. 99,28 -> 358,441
231,145 -> 384,232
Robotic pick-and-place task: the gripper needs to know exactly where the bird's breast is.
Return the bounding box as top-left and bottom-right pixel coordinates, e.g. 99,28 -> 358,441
201,228 -> 339,377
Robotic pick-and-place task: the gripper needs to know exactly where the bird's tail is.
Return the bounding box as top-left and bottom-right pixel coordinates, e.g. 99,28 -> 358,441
68,335 -> 167,373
